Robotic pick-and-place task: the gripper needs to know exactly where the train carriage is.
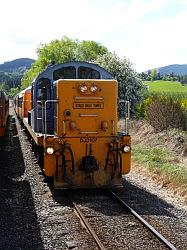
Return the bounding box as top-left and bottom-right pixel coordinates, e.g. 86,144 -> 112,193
14,86 -> 31,119
0,91 -> 9,137
15,61 -> 131,188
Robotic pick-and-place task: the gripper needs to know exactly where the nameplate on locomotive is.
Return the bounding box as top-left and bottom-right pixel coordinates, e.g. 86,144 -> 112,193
73,102 -> 104,109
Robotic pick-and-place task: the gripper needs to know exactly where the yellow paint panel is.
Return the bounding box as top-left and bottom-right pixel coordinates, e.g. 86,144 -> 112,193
55,79 -> 118,137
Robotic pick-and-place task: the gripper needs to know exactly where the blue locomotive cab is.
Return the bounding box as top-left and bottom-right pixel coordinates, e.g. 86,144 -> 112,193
31,61 -> 114,135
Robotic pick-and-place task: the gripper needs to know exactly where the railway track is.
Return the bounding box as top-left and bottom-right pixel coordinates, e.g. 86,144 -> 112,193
2,104 -> 185,249
68,189 -> 177,250
68,193 -> 105,250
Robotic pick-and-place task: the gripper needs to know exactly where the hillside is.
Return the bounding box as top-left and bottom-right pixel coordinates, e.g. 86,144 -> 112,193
158,64 -> 187,76
0,58 -> 35,74
0,58 -> 35,92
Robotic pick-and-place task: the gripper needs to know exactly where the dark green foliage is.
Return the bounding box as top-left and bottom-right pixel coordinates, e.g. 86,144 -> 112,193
179,75 -> 187,85
8,87 -> 21,97
135,93 -> 155,118
135,100 -> 148,118
95,52 -> 146,117
0,72 -> 22,89
76,40 -> 108,61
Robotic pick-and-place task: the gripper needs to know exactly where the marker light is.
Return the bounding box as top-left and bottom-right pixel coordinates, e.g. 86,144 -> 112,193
122,145 -> 131,153
101,120 -> 108,131
46,147 -> 54,155
90,85 -> 97,93
79,84 -> 88,93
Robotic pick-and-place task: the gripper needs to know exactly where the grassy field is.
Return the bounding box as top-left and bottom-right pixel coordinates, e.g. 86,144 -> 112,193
145,80 -> 187,94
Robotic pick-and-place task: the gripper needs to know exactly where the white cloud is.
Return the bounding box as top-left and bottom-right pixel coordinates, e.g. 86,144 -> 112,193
127,8 -> 187,71
0,0 -> 187,72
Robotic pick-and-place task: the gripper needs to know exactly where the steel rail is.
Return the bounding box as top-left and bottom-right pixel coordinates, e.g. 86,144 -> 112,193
68,193 -> 106,250
108,190 -> 177,250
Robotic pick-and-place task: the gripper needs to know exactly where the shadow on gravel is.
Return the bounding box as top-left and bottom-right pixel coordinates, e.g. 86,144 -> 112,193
51,181 -> 177,219
48,185 -> 72,207
0,115 -> 44,249
120,178 -> 177,217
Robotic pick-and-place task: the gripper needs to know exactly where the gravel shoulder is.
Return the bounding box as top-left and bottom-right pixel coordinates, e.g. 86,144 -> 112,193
128,161 -> 187,210
122,162 -> 187,249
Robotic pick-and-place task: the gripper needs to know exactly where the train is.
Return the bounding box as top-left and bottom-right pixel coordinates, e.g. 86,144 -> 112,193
14,61 -> 131,188
0,90 -> 9,137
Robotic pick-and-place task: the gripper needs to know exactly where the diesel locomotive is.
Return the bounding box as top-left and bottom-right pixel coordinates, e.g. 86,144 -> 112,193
0,90 -> 9,137
15,61 -> 131,188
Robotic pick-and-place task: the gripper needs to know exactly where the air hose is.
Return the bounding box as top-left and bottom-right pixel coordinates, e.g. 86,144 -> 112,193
66,145 -> 75,175
105,144 -> 113,173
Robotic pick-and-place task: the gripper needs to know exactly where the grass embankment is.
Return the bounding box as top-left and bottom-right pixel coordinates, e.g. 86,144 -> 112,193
124,80 -> 187,201
122,120 -> 187,201
133,145 -> 187,187
132,125 -> 187,200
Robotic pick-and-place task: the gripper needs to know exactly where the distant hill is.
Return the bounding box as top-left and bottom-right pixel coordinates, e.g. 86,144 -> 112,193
0,58 -> 35,74
158,64 -> 187,76
0,58 -> 35,91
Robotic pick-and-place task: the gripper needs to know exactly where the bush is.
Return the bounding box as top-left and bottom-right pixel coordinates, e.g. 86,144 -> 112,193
147,97 -> 186,131
135,95 -> 153,118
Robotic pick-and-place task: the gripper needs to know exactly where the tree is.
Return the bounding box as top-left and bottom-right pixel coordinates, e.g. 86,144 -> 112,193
95,52 -> 146,117
76,40 -> 108,61
0,83 -> 9,92
150,69 -> 158,81
22,36 -> 108,87
8,87 -> 20,97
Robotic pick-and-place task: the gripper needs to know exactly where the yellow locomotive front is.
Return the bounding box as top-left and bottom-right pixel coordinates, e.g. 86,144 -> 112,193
43,78 -> 131,188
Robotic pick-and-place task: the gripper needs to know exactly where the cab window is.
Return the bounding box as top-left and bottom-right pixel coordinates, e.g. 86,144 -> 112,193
78,67 -> 100,79
37,78 -> 51,108
53,66 -> 76,80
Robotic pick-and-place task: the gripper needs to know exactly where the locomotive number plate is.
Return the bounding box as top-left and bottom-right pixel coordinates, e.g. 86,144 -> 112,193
74,102 -> 104,109
80,137 -> 97,143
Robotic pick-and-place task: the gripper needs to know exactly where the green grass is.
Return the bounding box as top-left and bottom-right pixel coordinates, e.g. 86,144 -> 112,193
132,145 -> 187,184
145,80 -> 187,95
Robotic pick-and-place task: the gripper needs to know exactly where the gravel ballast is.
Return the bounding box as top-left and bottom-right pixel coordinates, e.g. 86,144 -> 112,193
0,104 -> 186,249
0,105 -> 98,250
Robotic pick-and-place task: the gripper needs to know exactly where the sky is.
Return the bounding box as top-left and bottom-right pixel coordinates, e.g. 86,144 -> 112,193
1,0 -> 187,72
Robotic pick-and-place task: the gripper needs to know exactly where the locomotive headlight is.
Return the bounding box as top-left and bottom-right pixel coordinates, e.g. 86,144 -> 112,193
46,147 -> 54,155
90,85 -> 97,93
122,145 -> 131,153
79,84 -> 88,93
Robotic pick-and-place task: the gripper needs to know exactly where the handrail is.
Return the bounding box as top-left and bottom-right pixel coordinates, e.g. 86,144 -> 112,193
44,100 -> 58,139
119,100 -> 130,135
36,101 -> 44,135
125,101 -> 130,134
